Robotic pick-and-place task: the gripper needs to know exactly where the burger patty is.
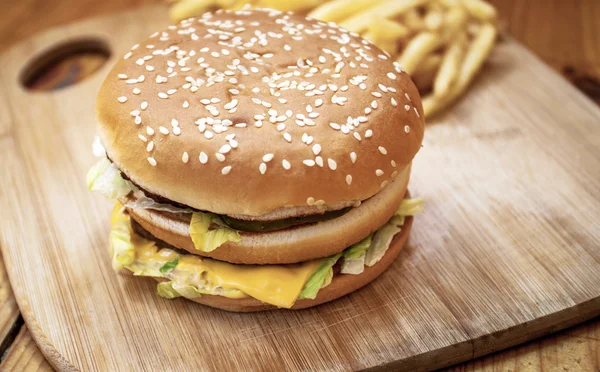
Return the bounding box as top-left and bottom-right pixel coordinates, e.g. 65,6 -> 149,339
109,156 -> 357,225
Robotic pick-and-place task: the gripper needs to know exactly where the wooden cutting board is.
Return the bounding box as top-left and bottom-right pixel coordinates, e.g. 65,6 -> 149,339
1,5 -> 599,372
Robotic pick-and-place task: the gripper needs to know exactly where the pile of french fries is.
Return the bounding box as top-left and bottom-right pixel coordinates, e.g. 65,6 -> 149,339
169,0 -> 498,118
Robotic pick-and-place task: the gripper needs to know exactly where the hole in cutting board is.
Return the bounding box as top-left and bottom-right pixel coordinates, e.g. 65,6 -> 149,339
20,38 -> 110,91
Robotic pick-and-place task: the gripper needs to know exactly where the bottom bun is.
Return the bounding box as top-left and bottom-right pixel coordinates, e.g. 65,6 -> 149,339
152,216 -> 413,312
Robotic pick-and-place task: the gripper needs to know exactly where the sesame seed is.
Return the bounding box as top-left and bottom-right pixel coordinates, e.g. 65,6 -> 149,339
146,142 -> 154,152
303,159 -> 315,167
282,159 -> 291,170
215,153 -> 226,162
376,169 -> 384,176
199,152 -> 208,164
262,153 -> 274,162
307,197 -> 315,206
404,125 -> 411,133
259,163 -> 267,174
117,96 -> 127,103
183,101 -> 190,108
158,92 -> 168,99
138,134 -> 147,142
371,91 -> 382,98
147,157 -> 157,166
405,104 -> 411,111
141,101 -> 149,110
381,180 -> 389,188
312,144 -> 321,155
221,166 -> 232,175
146,126 -> 154,135
134,116 -> 142,125
283,133 -> 292,142
346,175 -> 352,185
182,152 -> 189,163
365,129 -> 373,138
353,132 -> 362,141
350,152 -> 357,163
219,144 -> 232,154
159,126 -> 169,135
414,107 -> 420,118
327,158 -> 337,170
391,160 -> 397,167
133,88 -> 141,95
391,97 -> 398,106
378,146 -> 387,155
315,156 -> 324,167
118,73 -> 127,79
387,72 -> 396,80
371,100 -> 378,109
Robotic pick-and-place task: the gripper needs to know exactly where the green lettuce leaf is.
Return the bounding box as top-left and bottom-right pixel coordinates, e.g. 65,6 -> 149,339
343,234 -> 373,259
189,212 -> 241,252
396,198 -> 424,216
299,253 -> 342,300
341,253 -> 366,275
87,158 -> 134,199
156,281 -> 182,299
109,215 -> 135,271
159,257 -> 180,275
364,223 -> 402,267
156,281 -> 206,300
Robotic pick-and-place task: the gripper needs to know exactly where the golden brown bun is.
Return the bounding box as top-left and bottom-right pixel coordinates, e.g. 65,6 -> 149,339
152,216 -> 412,312
124,165 -> 410,264
97,9 -> 425,216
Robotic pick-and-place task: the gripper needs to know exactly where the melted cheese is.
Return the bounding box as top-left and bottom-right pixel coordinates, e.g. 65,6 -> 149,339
110,204 -> 322,308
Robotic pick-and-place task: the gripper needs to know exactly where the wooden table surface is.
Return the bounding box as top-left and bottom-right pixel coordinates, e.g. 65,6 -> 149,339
0,1 -> 598,370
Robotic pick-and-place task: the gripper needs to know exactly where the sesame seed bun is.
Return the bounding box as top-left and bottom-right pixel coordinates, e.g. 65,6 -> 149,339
124,165 -> 410,264
148,215 -> 413,312
96,8 -> 424,217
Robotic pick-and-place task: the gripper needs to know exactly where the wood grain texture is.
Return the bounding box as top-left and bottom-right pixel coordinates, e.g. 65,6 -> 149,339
446,318 -> 600,371
1,5 -> 600,372
0,252 -> 20,357
487,0 -> 600,104
1,2 -> 600,371
1,327 -> 53,372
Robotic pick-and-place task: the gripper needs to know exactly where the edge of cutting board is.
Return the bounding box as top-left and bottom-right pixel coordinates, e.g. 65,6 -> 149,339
2,5 -> 600,372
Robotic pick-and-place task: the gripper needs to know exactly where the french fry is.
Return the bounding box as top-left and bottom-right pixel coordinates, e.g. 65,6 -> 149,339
424,10 -> 444,31
442,5 -> 469,40
397,32 -> 441,75
308,0 -> 383,23
433,33 -> 466,96
404,8 -> 426,31
368,17 -> 410,40
170,0 -> 228,21
415,54 -> 442,74
412,54 -> 442,92
424,23 -> 497,117
259,0 -> 323,13
457,23 -> 496,85
363,31 -> 399,57
460,0 -> 497,21
339,0 -> 429,33
438,0 -> 460,7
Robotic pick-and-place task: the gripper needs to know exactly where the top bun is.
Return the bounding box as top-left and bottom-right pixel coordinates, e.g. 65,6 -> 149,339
96,8 -> 424,216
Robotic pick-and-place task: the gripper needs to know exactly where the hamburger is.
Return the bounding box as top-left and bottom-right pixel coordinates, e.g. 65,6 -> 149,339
87,8 -> 425,312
